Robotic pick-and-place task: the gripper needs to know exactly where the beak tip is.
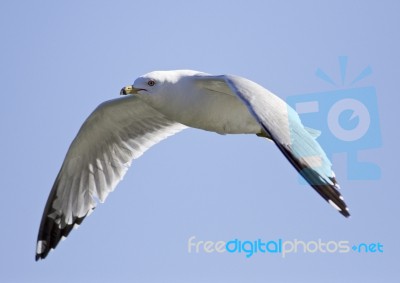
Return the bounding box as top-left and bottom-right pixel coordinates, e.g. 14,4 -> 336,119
120,85 -> 134,96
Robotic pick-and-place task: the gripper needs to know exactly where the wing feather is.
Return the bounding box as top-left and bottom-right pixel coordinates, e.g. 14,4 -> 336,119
36,96 -> 186,260
196,74 -> 350,217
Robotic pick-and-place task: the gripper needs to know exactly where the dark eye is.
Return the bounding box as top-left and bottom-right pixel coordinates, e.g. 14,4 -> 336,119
147,80 -> 156,86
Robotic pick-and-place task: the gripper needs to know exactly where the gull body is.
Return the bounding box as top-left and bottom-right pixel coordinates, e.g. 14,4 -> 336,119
36,69 -> 350,261
131,70 -> 262,134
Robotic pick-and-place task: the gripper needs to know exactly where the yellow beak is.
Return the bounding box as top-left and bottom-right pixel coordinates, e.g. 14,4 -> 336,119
120,85 -> 136,95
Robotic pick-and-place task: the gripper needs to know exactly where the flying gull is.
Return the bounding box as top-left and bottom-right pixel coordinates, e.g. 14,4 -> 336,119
36,70 -> 350,260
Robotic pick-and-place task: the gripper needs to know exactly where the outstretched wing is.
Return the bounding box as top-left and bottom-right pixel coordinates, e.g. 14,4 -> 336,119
195,74 -> 350,217
36,96 -> 187,260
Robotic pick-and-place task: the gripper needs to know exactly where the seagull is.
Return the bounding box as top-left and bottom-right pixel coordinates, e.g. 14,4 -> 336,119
36,70 -> 350,260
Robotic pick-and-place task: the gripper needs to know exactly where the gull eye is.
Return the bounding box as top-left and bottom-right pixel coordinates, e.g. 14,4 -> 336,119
147,80 -> 156,86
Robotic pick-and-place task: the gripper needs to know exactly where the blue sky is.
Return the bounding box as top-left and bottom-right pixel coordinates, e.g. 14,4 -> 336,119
1,1 -> 399,282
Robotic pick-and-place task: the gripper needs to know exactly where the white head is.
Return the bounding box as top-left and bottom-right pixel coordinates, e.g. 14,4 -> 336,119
120,70 -> 204,101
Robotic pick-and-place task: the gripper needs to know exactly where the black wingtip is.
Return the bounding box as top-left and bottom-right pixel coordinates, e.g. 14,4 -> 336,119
35,213 -> 87,261
339,205 -> 351,218
265,138 -> 351,218
35,251 -> 45,261
36,172 -> 93,261
310,180 -> 350,218
343,211 -> 351,218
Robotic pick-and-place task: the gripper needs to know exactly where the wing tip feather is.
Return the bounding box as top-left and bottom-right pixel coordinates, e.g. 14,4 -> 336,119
35,211 -> 89,261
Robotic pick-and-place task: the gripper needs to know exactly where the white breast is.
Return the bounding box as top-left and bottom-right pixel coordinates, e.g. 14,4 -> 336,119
148,78 -> 262,135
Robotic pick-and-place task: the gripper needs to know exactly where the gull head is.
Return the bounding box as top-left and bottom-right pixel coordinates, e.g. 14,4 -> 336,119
120,75 -> 160,96
120,70 -> 204,97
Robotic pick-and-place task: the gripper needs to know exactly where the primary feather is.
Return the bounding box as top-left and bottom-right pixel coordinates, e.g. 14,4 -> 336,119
36,96 -> 186,260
